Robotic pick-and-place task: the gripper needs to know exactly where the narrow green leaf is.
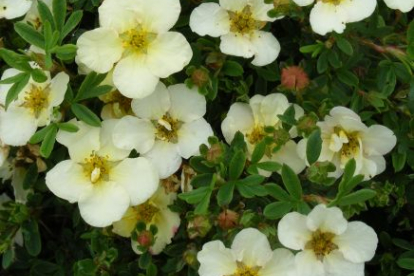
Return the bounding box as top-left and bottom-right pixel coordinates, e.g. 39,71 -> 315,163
263,201 -> 292,220
37,0 -> 55,31
222,61 -> 244,76
75,85 -> 113,101
336,36 -> 353,56
53,44 -> 77,60
0,48 -> 32,72
256,161 -> 281,172
31,68 -> 48,83
392,151 -> 406,173
61,10 -> 83,39
0,72 -> 27,84
408,20 -> 414,44
22,220 -> 42,256
178,186 -> 211,204
281,164 -> 302,200
250,140 -> 266,164
57,122 -> 79,133
337,69 -> 359,87
265,183 -> 292,201
29,124 -> 54,144
75,72 -> 107,102
71,103 -> 101,127
217,182 -> 235,206
2,248 -> 14,269
337,189 -> 376,206
228,150 -> 246,180
14,22 -> 45,48
397,258 -> 414,270
53,0 -> 66,32
194,190 -> 212,214
5,73 -> 30,109
40,124 -> 57,158
306,128 -> 322,164
317,51 -> 329,73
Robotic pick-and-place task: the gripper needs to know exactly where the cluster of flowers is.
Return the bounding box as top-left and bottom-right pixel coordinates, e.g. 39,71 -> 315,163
0,0 -> 405,274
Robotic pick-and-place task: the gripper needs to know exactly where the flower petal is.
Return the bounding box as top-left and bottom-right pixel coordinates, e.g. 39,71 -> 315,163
143,141 -> 182,179
45,160 -> 92,203
112,207 -> 137,237
219,0 -> 248,12
98,0 -> 140,33
56,120 -> 100,162
221,103 -> 254,144
334,221 -> 378,263
383,0 -> 414,12
340,0 -> 377,23
177,119 -> 213,159
250,0 -> 277,22
271,140 -> 306,174
113,55 -> 159,99
49,72 -> 70,107
131,81 -> 170,120
0,106 -> 37,146
260,248 -> 296,276
113,116 -> 155,153
197,240 -> 237,276
110,157 -> 159,205
98,119 -> 131,161
76,28 -> 124,73
306,205 -> 348,235
220,33 -> 254,58
295,250 -> 325,276
149,208 -> 181,255
250,31 -> 280,66
260,93 -> 289,126
136,0 -> 181,33
231,228 -> 272,267
0,0 -> 32,19
362,125 -> 396,156
168,84 -> 206,122
292,0 -> 314,6
78,181 -> 130,227
189,3 -> 230,37
278,212 -> 312,250
323,250 -> 365,276
309,2 -> 347,35
147,32 -> 193,78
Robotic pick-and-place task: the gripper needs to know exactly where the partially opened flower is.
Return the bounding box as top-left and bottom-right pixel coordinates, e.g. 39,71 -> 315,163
189,0 -> 281,66
76,0 -> 192,99
112,186 -> 180,255
292,0 -> 377,35
197,228 -> 296,276
383,0 -> 414,12
297,106 -> 397,179
0,69 -> 69,146
45,120 -> 159,227
0,0 -> 32,19
221,93 -> 306,174
113,82 -> 213,178
278,204 -> 378,276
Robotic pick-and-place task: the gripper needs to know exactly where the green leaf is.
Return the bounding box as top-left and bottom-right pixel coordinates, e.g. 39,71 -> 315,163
22,220 -> 42,256
0,72 -> 27,84
306,128 -> 322,164
337,189 -> 376,206
40,124 -> 57,158
194,190 -> 212,214
53,0 -> 66,32
53,44 -> 77,60
57,122 -> 79,132
337,69 -> 359,87
178,186 -> 211,204
5,73 -> 30,109
37,0 -> 56,31
250,140 -> 266,164
75,72 -> 107,102
281,164 -> 302,200
265,183 -> 292,201
236,175 -> 267,198
75,85 -> 113,101
139,252 -> 152,269
256,161 -> 281,172
393,238 -> 414,251
0,48 -> 32,72
222,61 -> 244,76
189,157 -> 214,174
23,163 -> 38,190
31,68 -> 48,83
29,124 -> 54,144
71,103 -> 101,127
228,150 -> 246,180
263,201 -> 293,220
217,182 -> 235,206
397,258 -> 414,270
317,51 -> 329,73
336,36 -> 353,56
408,20 -> 414,44
61,10 -> 83,39
392,151 -> 406,173
2,248 -> 14,269
14,22 -> 45,48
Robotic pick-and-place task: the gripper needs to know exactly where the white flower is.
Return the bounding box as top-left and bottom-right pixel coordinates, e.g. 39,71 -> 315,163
0,69 -> 69,146
197,228 -> 296,276
189,0 -> 280,66
22,0 -> 52,29
76,0 -> 193,99
292,0 -> 377,35
0,0 -> 32,20
221,93 -> 306,174
113,82 -> 214,179
383,0 -> 414,12
0,139 -> 9,167
297,106 -> 396,180
45,120 -> 159,227
278,204 -> 378,276
112,186 -> 180,255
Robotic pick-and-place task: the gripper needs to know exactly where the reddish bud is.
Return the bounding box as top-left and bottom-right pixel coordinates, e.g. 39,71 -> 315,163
217,210 -> 239,230
281,66 -> 310,91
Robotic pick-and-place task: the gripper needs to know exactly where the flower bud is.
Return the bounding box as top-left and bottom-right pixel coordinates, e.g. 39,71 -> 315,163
187,215 -> 212,239
217,210 -> 239,230
281,66 -> 310,91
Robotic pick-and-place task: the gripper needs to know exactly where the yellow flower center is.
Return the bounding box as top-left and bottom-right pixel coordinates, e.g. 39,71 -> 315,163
305,230 -> 338,260
320,0 -> 343,5
229,6 -> 265,35
135,202 -> 160,224
100,90 -> 132,118
246,125 -> 266,144
121,27 -> 156,55
82,152 -> 111,184
229,262 -> 260,276
154,114 -> 182,143
22,84 -> 49,118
